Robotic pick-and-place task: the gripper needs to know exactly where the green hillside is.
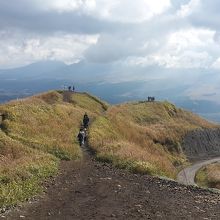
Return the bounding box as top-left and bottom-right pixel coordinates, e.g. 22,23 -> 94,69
0,91 -> 107,208
0,91 -> 217,208
89,101 -> 216,178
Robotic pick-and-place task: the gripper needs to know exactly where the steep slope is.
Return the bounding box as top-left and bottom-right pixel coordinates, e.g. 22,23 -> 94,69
0,91 -> 219,209
89,101 -> 217,178
0,91 -> 107,208
182,129 -> 220,160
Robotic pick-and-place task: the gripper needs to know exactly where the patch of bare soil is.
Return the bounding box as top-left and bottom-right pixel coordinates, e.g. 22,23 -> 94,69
3,147 -> 220,220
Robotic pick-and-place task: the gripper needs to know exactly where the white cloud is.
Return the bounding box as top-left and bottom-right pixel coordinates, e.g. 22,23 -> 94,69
157,28 -> 215,68
1,0 -> 220,69
211,57 -> 220,69
38,0 -> 171,23
0,31 -> 98,68
97,0 -> 172,22
167,28 -> 214,49
42,0 -> 97,13
177,0 -> 200,17
153,51 -> 212,68
127,28 -> 216,68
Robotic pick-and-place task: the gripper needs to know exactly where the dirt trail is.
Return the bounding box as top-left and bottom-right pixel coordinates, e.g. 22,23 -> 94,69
177,157 -> 220,186
2,147 -> 220,220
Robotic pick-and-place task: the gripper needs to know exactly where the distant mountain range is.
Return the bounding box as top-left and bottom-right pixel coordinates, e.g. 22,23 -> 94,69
1,60 -> 220,123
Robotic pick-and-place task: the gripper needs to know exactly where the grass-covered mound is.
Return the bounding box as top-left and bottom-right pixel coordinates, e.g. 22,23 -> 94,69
196,163 -> 220,189
89,101 -> 215,179
0,91 -> 107,208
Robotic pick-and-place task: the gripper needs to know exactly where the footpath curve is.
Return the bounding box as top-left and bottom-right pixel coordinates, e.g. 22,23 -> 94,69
177,157 -> 220,185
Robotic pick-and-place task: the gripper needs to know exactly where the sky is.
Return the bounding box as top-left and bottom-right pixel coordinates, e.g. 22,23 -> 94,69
0,0 -> 220,70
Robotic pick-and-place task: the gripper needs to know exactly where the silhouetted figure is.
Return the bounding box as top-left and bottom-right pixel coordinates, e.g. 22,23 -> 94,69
83,113 -> 90,128
68,86 -> 71,91
77,128 -> 85,146
72,85 -> 75,92
147,96 -> 155,102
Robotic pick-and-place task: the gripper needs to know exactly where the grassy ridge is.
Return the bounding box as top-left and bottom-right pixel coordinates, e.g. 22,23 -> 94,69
196,163 -> 220,189
0,91 -> 217,208
89,101 -> 215,178
0,91 -> 107,208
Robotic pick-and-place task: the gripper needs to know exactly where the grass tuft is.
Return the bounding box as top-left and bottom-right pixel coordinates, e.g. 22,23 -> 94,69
195,163 -> 220,189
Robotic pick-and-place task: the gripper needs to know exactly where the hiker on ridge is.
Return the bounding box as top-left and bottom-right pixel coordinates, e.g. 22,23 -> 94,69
83,127 -> 88,142
77,128 -> 85,146
83,113 -> 90,128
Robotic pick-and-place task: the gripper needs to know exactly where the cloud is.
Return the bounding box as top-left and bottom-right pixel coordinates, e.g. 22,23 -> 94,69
94,0 -> 171,23
211,58 -> 220,69
0,30 -> 98,68
188,0 -> 220,31
0,0 -> 172,34
0,0 -> 220,69
150,28 -> 216,68
26,0 -> 172,23
177,0 -> 200,17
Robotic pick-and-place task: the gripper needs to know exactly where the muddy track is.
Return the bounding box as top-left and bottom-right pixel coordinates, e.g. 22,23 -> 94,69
2,147 -> 220,219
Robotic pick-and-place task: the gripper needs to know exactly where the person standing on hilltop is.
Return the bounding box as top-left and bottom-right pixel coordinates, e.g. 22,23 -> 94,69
83,113 -> 90,128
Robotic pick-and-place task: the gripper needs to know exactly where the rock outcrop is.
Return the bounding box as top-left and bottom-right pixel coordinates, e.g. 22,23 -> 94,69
182,128 -> 220,160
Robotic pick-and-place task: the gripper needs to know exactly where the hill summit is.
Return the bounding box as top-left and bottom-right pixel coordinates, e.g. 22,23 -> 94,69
0,90 -> 217,208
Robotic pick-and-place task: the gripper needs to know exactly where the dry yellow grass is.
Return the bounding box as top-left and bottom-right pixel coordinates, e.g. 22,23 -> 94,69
196,163 -> 220,189
0,90 -> 107,208
0,91 -> 106,160
0,91 -> 217,207
0,129 -> 58,207
89,101 -> 216,178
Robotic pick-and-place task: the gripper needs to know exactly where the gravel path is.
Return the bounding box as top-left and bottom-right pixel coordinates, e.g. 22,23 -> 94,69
177,157 -> 220,185
2,148 -> 220,220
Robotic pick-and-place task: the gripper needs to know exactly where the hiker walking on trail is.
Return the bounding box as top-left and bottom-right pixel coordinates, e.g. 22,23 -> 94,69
77,128 -> 85,146
83,113 -> 90,128
83,128 -> 88,142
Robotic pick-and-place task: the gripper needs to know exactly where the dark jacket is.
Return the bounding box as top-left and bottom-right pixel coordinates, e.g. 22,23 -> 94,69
78,131 -> 85,141
83,115 -> 89,127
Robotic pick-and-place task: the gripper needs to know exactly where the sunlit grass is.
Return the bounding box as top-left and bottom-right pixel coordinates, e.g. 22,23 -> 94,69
90,101 -> 215,179
0,90 -> 107,209
195,163 -> 220,189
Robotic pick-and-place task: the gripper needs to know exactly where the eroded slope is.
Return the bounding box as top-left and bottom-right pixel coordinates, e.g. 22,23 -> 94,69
89,101 -> 216,178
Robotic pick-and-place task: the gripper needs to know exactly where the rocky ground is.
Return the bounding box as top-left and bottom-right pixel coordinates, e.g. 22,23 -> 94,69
2,147 -> 220,220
